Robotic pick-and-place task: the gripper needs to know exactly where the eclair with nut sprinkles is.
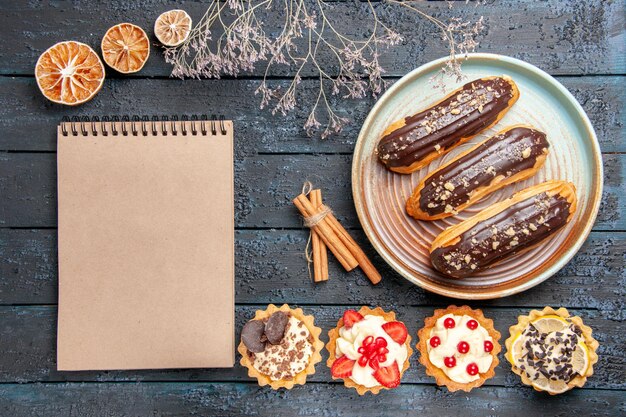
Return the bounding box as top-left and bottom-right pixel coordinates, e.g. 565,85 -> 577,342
377,76 -> 519,174
430,181 -> 577,278
407,125 -> 549,220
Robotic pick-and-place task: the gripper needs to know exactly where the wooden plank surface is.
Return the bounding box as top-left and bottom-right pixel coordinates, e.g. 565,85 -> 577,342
0,382 -> 623,417
0,0 -> 624,415
1,0 -> 624,77
0,306 -> 623,389
1,152 -> 624,230
1,76 -> 624,153
1,229 -> 625,311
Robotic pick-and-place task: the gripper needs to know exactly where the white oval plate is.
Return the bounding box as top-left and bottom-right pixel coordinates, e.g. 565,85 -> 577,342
352,53 -> 603,300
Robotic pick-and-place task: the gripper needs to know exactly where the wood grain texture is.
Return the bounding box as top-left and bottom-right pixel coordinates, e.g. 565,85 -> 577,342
0,76 -> 624,153
0,306 -> 623,389
0,0 -> 624,77
1,229 -> 624,312
1,152 -> 623,229
0,381 -> 623,417
0,0 -> 624,414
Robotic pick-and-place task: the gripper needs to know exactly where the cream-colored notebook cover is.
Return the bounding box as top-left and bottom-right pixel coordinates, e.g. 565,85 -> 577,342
57,116 -> 234,370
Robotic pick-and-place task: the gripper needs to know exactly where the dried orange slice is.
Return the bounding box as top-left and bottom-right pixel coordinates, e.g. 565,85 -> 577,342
101,23 -> 150,73
154,10 -> 192,47
35,41 -> 105,106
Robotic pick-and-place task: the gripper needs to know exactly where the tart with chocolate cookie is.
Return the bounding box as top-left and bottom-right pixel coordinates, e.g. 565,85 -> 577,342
417,305 -> 500,392
326,306 -> 413,395
506,307 -> 598,395
238,304 -> 323,389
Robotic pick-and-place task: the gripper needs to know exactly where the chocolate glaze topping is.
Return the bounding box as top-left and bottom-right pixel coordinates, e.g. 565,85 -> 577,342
418,127 -> 549,216
431,192 -> 571,278
377,77 -> 516,169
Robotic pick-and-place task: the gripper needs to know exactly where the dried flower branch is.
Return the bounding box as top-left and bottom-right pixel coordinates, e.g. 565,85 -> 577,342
163,0 -> 484,138
388,0 -> 484,92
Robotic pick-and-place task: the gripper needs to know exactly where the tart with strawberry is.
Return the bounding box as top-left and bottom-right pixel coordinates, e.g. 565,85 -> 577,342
326,306 -> 413,395
238,304 -> 324,389
417,305 -> 500,392
505,307 -> 599,395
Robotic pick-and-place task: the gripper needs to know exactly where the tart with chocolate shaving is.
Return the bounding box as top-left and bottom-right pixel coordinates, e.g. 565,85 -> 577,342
326,306 -> 413,395
238,304 -> 323,389
506,307 -> 599,395
377,75 -> 519,174
417,305 -> 500,392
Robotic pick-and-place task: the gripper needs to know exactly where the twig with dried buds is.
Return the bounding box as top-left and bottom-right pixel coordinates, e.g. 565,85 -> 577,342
163,0 -> 484,139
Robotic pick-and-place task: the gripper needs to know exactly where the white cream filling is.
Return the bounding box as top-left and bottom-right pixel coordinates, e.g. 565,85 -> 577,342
427,313 -> 494,384
335,315 -> 408,388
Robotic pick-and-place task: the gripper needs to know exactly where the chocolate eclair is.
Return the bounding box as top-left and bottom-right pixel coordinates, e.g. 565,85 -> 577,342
430,181 -> 577,278
377,76 -> 520,174
407,125 -> 550,220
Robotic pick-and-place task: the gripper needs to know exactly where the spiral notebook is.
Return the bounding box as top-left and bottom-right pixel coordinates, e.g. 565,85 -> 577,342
57,115 -> 234,370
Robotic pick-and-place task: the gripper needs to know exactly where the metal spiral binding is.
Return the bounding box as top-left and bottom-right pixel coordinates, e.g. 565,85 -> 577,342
60,115 -> 228,137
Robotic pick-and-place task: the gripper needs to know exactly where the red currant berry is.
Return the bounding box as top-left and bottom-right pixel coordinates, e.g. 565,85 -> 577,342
363,336 -> 374,346
369,358 -> 380,370
375,337 -> 387,348
443,356 -> 456,368
466,319 -> 478,330
429,336 -> 441,348
484,340 -> 494,353
358,355 -> 369,367
377,354 -> 387,363
443,317 -> 456,329
358,346 -> 365,354
466,363 -> 479,376
457,341 -> 470,354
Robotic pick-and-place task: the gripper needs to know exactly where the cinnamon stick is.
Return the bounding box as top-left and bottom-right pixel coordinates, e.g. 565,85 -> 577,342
293,195 -> 358,271
325,213 -> 381,284
309,189 -> 329,282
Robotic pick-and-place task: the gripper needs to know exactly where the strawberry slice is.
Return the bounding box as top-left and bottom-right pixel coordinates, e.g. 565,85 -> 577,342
342,310 -> 364,328
373,362 -> 401,388
382,321 -> 408,344
331,355 -> 355,378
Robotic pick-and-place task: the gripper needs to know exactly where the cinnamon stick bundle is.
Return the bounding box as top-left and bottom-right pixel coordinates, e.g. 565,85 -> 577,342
293,194 -> 358,272
293,192 -> 381,285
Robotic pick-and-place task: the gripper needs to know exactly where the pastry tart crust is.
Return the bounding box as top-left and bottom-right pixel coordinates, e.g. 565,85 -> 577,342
417,305 -> 501,392
238,304 -> 324,389
505,306 -> 599,395
326,306 -> 413,395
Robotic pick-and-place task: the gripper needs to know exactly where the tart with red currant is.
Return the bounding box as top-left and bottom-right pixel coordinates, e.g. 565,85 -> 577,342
238,304 -> 324,389
417,305 -> 501,392
326,306 -> 413,395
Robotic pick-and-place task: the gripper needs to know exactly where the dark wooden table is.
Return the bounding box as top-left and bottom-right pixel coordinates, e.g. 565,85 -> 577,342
1,1 -> 624,416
